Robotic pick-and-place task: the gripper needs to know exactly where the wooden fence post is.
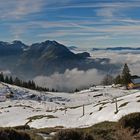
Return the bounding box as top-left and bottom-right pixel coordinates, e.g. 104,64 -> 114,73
115,98 -> 118,114
83,104 -> 85,116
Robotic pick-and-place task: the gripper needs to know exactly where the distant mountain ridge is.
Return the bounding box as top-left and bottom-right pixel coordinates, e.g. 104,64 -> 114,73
0,40 -> 120,79
0,40 -> 27,56
68,46 -> 78,50
92,47 -> 140,51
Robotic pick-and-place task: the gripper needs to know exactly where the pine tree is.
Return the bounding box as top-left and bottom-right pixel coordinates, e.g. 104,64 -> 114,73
4,76 -> 9,83
114,75 -> 122,85
14,77 -> 21,86
22,81 -> 28,88
31,80 -> 36,89
9,76 -> 13,84
27,80 -> 32,89
121,63 -> 131,85
0,72 -> 4,82
75,88 -> 79,92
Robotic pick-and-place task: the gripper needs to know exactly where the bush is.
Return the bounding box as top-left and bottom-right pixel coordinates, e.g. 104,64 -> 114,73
52,129 -> 94,140
118,113 -> 140,134
0,128 -> 31,140
14,125 -> 30,130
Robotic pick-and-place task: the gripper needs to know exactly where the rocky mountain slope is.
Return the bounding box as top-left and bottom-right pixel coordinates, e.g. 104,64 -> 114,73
0,40 -> 119,79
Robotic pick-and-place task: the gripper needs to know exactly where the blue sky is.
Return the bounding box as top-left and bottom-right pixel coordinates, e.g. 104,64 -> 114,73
0,0 -> 140,48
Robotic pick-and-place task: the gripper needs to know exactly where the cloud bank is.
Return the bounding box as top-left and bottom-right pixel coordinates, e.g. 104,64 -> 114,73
34,68 -> 104,92
91,50 -> 140,76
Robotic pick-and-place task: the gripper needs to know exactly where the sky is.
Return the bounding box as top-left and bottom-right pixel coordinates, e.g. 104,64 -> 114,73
0,0 -> 140,48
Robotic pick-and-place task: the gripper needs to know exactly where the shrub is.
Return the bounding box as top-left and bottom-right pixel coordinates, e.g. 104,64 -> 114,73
14,125 -> 30,130
118,113 -> 140,134
52,129 -> 94,140
0,128 -> 31,140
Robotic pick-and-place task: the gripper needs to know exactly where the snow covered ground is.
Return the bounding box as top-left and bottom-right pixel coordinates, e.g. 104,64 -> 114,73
0,82 -> 139,129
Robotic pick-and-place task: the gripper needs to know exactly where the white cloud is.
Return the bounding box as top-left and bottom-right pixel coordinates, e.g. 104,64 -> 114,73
96,8 -> 116,18
0,0 -> 44,19
44,1 -> 140,10
34,68 -> 104,92
91,50 -> 140,76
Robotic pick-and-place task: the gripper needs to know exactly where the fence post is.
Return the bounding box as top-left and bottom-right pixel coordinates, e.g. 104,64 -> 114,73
115,98 -> 118,114
65,107 -> 67,114
83,104 -> 85,116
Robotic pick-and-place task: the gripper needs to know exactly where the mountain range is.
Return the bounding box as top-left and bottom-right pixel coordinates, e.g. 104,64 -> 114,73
92,47 -> 140,51
0,40 -> 119,79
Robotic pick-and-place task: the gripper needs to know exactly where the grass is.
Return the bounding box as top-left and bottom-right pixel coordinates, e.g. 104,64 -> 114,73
48,113 -> 140,140
136,95 -> 140,98
27,114 -> 57,121
0,127 -> 34,140
26,114 -> 58,126
89,112 -> 93,115
137,100 -> 140,102
69,105 -> 82,109
46,115 -> 58,119
14,104 -> 33,109
93,101 -> 109,108
83,121 -> 117,140
31,126 -> 63,134
119,102 -> 129,108
93,103 -> 101,107
98,106 -> 106,111
52,129 -> 94,140
27,115 -> 47,121
101,102 -> 109,106
57,105 -> 82,111
30,121 -> 117,140
118,112 -> 140,130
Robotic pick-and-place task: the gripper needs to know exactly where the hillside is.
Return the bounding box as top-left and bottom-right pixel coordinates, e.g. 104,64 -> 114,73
0,82 -> 139,129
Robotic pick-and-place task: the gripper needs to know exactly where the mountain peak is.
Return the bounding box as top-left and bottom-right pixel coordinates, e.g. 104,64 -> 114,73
12,40 -> 23,44
0,41 -> 10,46
12,40 -> 27,47
44,40 -> 58,45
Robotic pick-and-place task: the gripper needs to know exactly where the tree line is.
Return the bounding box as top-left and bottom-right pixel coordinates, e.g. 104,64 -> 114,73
0,63 -> 133,92
0,73 -> 57,92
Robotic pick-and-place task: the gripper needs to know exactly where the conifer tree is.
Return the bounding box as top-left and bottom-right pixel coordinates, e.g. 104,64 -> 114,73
14,77 -> 21,86
9,76 -> 13,84
5,76 -> 9,83
0,73 -> 48,92
0,72 -> 4,82
31,80 -> 36,89
121,63 -> 131,85
22,81 -> 28,88
27,80 -> 32,89
114,75 -> 122,85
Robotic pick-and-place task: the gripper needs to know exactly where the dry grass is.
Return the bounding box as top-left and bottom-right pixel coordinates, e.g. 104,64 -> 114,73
49,112 -> 140,140
1,112 -> 140,140
119,102 -> 129,108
